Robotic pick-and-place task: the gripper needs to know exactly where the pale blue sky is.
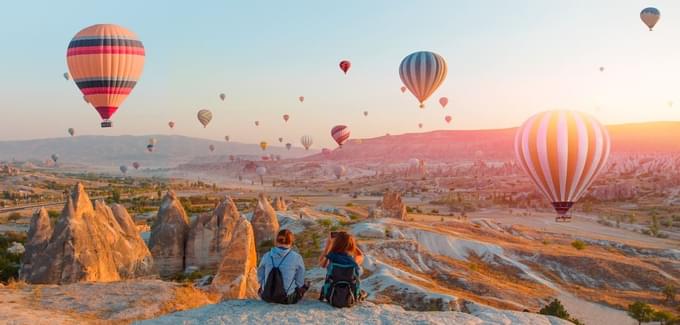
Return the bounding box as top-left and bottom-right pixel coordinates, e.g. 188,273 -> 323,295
1,1 -> 680,147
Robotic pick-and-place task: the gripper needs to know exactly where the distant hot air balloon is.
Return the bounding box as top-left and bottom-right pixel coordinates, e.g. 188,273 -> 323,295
333,165 -> 346,179
439,97 -> 448,108
322,148 -> 331,157
132,162 -> 140,170
339,60 -> 351,74
363,111 -> 368,117
445,115 -> 452,124
260,141 -> 268,151
219,93 -> 226,101
51,154 -> 59,163
418,123 -> 423,129
300,135 -> 313,150
229,155 -> 235,161
409,158 -> 420,169
67,24 -> 145,128
209,144 -> 215,152
286,143 -> 292,150
149,138 -> 157,146
146,144 -> 154,153
63,72 -> 71,80
224,135 -> 230,142
400,86 -> 407,93
399,51 -> 447,108
120,165 -> 128,175
298,96 -> 304,103
331,125 -> 350,147
599,67 -> 605,72
255,121 -> 260,127
640,7 -> 660,31
278,137 -> 283,143
197,109 -> 213,128
283,114 -> 290,122
514,110 -> 610,218
168,121 -> 175,129
147,138 -> 156,152
68,128 -> 75,136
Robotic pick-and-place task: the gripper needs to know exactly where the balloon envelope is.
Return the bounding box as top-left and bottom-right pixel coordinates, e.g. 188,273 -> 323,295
300,135 -> 313,150
298,96 -> 304,103
260,141 -> 268,151
219,93 -> 226,101
514,110 -> 610,216
120,165 -> 128,174
445,115 -> 452,123
331,125 -> 350,147
168,121 -> 175,129
63,72 -> 71,80
339,60 -> 351,74
67,24 -> 145,127
399,51 -> 447,108
51,154 -> 59,163
640,7 -> 660,31
283,114 -> 290,122
197,109 -> 212,128
278,137 -> 283,143
224,135 -> 230,142
333,165 -> 346,179
256,166 -> 267,176
400,86 -> 407,93
286,143 -> 292,150
439,97 -> 448,108
68,128 -> 75,136
209,144 -> 215,152
363,111 -> 368,117
132,162 -> 140,170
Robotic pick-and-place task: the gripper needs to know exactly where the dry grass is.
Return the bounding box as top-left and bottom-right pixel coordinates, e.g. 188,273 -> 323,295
6,278 -> 28,289
160,284 -> 219,314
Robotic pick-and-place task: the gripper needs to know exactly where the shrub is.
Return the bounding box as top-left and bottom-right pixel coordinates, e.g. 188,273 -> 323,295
571,240 -> 587,250
627,301 -> 655,325
539,299 -> 584,325
7,213 -> 21,223
345,202 -> 354,207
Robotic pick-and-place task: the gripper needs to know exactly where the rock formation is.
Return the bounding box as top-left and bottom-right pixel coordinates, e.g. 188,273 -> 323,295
148,191 -> 190,277
273,196 -> 287,211
21,183 -> 153,284
20,208 -> 52,278
185,197 -> 242,271
210,212 -> 259,299
375,190 -> 407,220
250,193 -> 280,246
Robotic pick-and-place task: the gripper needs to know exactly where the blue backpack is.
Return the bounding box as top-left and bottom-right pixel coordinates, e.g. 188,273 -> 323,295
319,262 -> 361,308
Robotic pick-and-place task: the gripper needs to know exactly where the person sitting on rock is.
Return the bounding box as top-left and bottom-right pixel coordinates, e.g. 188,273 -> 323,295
318,231 -> 367,308
257,229 -> 308,304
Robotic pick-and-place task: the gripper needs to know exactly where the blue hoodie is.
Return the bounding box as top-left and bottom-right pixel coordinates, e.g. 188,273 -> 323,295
257,246 -> 305,296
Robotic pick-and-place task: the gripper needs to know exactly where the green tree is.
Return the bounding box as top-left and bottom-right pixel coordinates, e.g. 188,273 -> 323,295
571,240 -> 587,250
628,301 -> 656,325
539,299 -> 570,319
110,189 -> 121,203
663,284 -> 677,305
652,310 -> 675,325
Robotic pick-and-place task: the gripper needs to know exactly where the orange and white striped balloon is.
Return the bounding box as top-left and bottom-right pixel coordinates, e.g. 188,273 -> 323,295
514,110 -> 610,215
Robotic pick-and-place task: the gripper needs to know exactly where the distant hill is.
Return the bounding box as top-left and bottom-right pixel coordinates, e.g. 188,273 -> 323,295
0,135 -> 312,169
308,121 -> 680,163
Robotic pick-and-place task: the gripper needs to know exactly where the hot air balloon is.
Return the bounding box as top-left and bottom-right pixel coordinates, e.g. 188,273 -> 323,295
63,72 -> 71,80
439,97 -> 448,108
278,137 -> 283,143
67,24 -> 145,128
339,60 -> 351,74
51,154 -> 59,163
418,123 -> 423,129
224,135 -> 230,142
333,165 -> 346,179
168,121 -> 175,129
399,51 -> 447,108
68,128 -> 75,136
599,67 -> 605,72
363,111 -> 368,117
300,135 -> 313,150
283,114 -> 290,122
514,110 -> 610,220
260,141 -> 268,151
219,93 -> 226,101
298,96 -> 304,103
255,121 -> 260,127
331,125 -> 350,147
149,138 -> 157,146
286,143 -> 292,150
120,165 -> 128,175
132,162 -> 140,170
146,144 -> 154,153
445,115 -> 452,124
229,155 -> 235,161
322,148 -> 331,157
147,138 -> 156,152
408,158 -> 420,169
400,86 -> 407,93
197,109 -> 212,128
640,7 -> 660,31
209,144 -> 215,152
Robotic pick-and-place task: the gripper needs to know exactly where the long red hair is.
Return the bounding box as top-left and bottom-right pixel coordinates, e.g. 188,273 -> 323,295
329,231 -> 357,255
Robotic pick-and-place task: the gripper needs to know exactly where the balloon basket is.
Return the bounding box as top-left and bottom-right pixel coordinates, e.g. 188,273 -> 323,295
101,121 -> 112,128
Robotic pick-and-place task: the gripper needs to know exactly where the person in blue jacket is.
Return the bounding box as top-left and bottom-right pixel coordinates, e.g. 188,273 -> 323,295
257,229 -> 308,304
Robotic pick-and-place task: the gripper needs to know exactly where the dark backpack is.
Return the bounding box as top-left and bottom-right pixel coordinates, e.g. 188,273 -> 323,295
261,250 -> 292,304
320,262 -> 361,308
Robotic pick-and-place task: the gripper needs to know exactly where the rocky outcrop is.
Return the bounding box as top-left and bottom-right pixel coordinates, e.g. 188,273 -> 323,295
375,191 -> 407,220
273,196 -> 287,211
148,191 -> 190,277
21,183 -> 153,284
185,197 -> 241,272
210,214 -> 259,299
250,193 -> 280,246
20,208 -> 52,278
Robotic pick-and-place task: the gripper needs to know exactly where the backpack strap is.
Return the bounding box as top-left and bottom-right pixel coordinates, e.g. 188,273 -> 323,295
276,249 -> 292,268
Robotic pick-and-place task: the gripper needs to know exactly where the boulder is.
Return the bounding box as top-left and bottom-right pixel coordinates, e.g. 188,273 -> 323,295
377,191 -> 407,220
273,196 -> 287,211
250,193 -> 280,246
148,191 -> 190,277
109,204 -> 155,278
185,196 -> 241,271
20,208 -> 52,278
210,216 -> 259,299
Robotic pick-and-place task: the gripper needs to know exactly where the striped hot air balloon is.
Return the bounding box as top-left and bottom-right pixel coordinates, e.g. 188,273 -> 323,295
514,110 -> 610,217
197,109 -> 212,128
67,24 -> 145,128
331,125 -> 350,147
399,51 -> 447,108
300,135 -> 313,150
640,7 -> 660,31
339,60 -> 351,74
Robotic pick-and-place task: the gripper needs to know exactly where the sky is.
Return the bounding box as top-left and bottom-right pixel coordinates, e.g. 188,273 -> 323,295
1,0 -> 680,147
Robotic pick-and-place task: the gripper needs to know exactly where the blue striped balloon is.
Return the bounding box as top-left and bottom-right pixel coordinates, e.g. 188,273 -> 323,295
640,7 -> 660,31
399,51 -> 447,108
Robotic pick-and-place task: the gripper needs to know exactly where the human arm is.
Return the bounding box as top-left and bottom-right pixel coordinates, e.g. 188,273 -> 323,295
294,254 -> 305,288
318,236 -> 333,268
354,246 -> 364,265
